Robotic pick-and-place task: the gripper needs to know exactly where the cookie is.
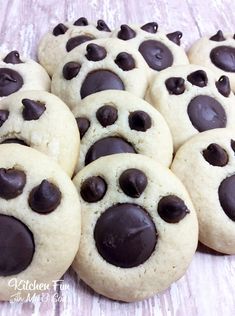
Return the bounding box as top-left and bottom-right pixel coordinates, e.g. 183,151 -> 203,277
0,90 -> 80,177
0,144 -> 81,301
111,22 -> 189,74
146,64 -> 235,150
38,17 -> 112,76
72,90 -> 173,172
171,128 -> 235,254
0,50 -> 50,98
72,154 -> 198,302
51,38 -> 149,111
188,31 -> 235,91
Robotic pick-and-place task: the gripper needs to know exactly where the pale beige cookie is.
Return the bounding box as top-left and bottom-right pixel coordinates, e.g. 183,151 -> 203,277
146,64 -> 235,150
111,22 -> 188,75
0,90 -> 80,177
0,144 -> 81,301
73,154 -> 198,302
188,30 -> 235,91
38,17 -> 112,76
0,50 -> 50,99
171,129 -> 235,254
51,38 -> 149,111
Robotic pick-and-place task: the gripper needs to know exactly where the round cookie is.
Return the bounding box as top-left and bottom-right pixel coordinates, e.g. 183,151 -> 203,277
0,144 -> 81,301
51,38 -> 149,111
72,90 -> 173,172
0,50 -> 50,98
73,154 -> 198,302
188,30 -> 235,92
0,90 -> 80,177
111,22 -> 189,75
171,128 -> 235,254
146,64 -> 235,150
38,17 -> 112,76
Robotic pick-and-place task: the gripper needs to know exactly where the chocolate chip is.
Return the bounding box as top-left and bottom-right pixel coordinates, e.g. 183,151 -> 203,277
0,215 -> 34,276
158,195 -> 189,223
210,46 -> 235,72
129,111 -> 151,131
53,23 -> 68,36
138,40 -> 173,71
1,138 -> 28,146
231,139 -> 235,152
63,62 -> 81,80
117,24 -> 136,40
66,35 -> 94,52
76,117 -> 90,139
0,110 -> 9,127
94,203 -> 157,268
219,175 -> 235,221
166,31 -> 182,46
96,105 -> 118,127
86,44 -> 107,61
119,168 -> 147,198
210,30 -> 225,42
97,20 -> 111,32
74,17 -> 88,26
80,176 -> 107,202
165,77 -> 185,95
29,180 -> 61,214
187,95 -> 227,132
203,143 -> 228,166
22,99 -> 46,121
85,136 -> 136,165
141,22 -> 158,33
114,52 -> 135,71
80,70 -> 124,99
3,51 -> 23,64
187,70 -> 208,87
0,168 -> 26,200
216,75 -> 231,97
0,68 -> 23,97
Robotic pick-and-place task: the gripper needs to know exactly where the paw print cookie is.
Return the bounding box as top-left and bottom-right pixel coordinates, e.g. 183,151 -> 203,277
171,128 -> 235,254
0,144 -> 81,301
146,64 -> 235,150
0,50 -> 50,98
188,31 -> 235,91
0,90 -> 79,177
111,22 -> 188,74
38,17 -> 112,76
72,90 -> 173,172
73,154 -> 198,302
51,38 -> 149,111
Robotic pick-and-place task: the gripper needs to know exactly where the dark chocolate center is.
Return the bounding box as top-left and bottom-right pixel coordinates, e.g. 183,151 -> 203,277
219,175 -> 235,221
0,68 -> 23,97
210,46 -> 235,72
66,35 -> 94,52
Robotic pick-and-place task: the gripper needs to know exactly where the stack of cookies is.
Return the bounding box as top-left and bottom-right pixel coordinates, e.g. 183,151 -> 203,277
0,16 -> 235,302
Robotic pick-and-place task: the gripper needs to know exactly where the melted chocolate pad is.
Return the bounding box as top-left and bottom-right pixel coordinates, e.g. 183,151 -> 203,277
94,203 -> 157,268
97,20 -> 111,32
3,51 -> 23,64
29,180 -> 61,214
187,70 -> 208,87
0,110 -> 9,127
80,70 -> 124,99
165,77 -> 185,95
141,22 -> 158,34
114,52 -> 135,71
210,46 -> 235,72
0,168 -> 26,200
1,138 -> 28,146
158,195 -> 189,223
129,111 -> 151,131
86,44 -> 107,61
0,68 -> 23,97
219,175 -> 235,221
53,23 -> 68,36
117,25 -> 136,40
85,136 -> 136,165
231,139 -> 235,152
210,30 -> 225,42
0,215 -> 34,276
22,99 -> 46,121
166,31 -> 182,46
63,62 -> 81,80
74,17 -> 88,26
187,95 -> 227,132
138,40 -> 173,71
203,143 -> 228,166
66,35 -> 94,52
119,168 -> 147,198
215,75 -> 231,97
76,117 -> 90,139
80,176 -> 107,203
96,105 -> 118,127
